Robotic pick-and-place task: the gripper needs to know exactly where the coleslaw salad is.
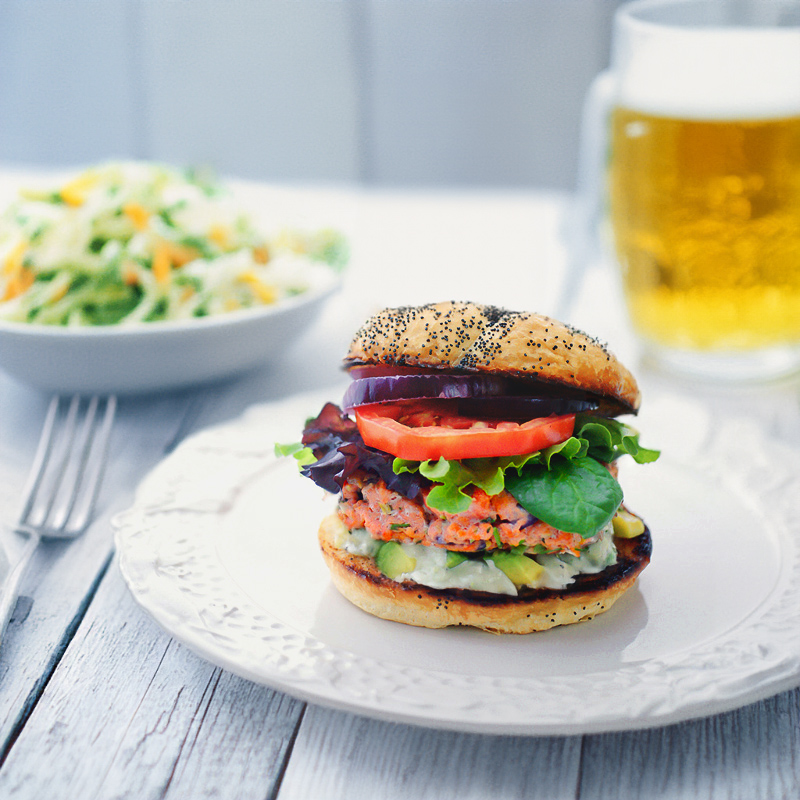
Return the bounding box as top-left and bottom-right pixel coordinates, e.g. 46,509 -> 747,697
0,162 -> 347,327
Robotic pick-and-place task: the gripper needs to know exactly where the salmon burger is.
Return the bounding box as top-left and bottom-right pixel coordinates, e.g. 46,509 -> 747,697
280,301 -> 659,634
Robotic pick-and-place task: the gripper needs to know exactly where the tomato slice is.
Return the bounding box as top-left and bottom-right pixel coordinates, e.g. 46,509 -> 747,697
354,400 -> 575,460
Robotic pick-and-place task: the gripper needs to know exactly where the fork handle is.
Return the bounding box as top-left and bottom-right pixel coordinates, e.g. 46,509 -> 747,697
0,531 -> 42,643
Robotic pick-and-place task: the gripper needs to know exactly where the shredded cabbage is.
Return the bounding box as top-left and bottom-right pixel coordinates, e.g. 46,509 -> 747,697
0,161 -> 347,326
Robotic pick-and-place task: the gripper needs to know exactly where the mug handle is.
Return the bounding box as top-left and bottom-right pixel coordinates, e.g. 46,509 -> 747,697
558,70 -> 616,319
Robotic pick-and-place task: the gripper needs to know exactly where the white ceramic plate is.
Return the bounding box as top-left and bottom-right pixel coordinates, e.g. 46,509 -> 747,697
114,390 -> 800,735
0,264 -> 340,395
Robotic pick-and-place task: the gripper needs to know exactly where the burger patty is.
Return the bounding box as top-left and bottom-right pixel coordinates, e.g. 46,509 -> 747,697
338,473 -> 596,555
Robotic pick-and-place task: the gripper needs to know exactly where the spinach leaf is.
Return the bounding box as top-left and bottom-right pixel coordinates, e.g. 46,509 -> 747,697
505,457 -> 623,537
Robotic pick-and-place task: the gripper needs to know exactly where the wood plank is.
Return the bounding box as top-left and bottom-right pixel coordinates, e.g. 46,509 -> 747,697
577,692 -> 800,799
161,676 -> 304,800
0,560 -> 304,798
0,389 -> 210,751
278,704 -> 582,800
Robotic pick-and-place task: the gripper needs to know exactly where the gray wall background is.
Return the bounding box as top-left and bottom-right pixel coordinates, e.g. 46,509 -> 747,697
0,0 -> 622,190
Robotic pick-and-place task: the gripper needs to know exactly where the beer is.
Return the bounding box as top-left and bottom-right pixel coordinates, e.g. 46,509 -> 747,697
589,0 -> 800,375
609,109 -> 800,351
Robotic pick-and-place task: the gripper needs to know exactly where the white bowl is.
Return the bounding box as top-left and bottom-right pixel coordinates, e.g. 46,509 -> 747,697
0,264 -> 340,395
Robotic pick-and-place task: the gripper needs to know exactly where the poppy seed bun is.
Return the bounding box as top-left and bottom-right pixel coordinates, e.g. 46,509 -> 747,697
318,513 -> 652,634
344,301 -> 641,414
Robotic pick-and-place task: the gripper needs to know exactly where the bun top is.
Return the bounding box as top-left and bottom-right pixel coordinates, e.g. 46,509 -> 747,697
343,301 -> 641,413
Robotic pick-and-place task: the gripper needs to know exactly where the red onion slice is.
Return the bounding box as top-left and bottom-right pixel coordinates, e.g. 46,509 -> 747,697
455,396 -> 598,419
342,374 -> 510,411
341,374 -> 599,419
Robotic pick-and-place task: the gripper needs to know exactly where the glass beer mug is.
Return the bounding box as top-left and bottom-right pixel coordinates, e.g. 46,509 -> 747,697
583,0 -> 800,380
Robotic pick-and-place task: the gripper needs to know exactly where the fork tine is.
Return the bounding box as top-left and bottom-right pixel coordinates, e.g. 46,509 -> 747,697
16,394 -> 117,538
17,395 -> 62,528
47,395 -> 101,532
24,395 -> 82,532
62,395 -> 117,536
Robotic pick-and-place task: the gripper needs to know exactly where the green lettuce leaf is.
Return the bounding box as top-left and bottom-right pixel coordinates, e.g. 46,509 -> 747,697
394,454 -> 541,515
574,414 -> 660,464
274,441 -> 317,468
395,457 -> 506,514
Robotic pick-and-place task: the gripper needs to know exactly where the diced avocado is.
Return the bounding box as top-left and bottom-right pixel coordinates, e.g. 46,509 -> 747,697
490,551 -> 544,587
375,541 -> 416,580
612,508 -> 645,538
445,551 -> 468,569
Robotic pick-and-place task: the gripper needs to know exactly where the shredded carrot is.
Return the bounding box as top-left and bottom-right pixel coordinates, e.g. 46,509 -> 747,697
123,202 -> 150,231
163,241 -> 198,267
252,245 -> 270,264
122,261 -> 139,286
238,271 -> 276,304
2,266 -> 34,301
59,173 -> 98,207
147,239 -> 197,283
3,240 -> 27,276
151,243 -> 172,284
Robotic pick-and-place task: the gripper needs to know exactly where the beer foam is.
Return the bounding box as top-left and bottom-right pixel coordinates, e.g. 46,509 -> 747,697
614,24 -> 800,120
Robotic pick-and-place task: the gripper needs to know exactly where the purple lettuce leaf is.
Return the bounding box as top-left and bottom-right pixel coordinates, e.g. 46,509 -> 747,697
300,403 -> 426,500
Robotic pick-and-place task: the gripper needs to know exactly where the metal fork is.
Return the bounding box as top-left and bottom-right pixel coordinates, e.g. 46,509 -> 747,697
0,394 -> 117,641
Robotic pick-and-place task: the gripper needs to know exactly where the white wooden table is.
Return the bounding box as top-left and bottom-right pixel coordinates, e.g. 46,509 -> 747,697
1,185 -> 799,799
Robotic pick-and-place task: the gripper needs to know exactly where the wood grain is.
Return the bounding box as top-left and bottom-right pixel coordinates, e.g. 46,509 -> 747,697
278,705 -> 582,800
578,692 -> 800,799
0,389 -> 226,759
0,563 -> 305,799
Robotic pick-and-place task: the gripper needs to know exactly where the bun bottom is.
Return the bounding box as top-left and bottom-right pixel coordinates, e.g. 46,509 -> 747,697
318,514 -> 652,634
